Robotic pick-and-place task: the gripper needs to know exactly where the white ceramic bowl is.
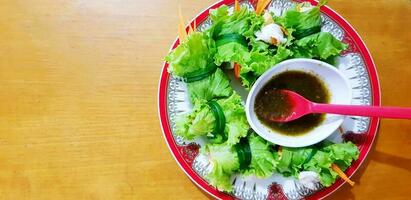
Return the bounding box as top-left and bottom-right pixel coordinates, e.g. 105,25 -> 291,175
245,58 -> 352,147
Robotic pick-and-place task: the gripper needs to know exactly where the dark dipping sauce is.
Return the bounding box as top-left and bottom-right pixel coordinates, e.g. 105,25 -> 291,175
254,70 -> 330,136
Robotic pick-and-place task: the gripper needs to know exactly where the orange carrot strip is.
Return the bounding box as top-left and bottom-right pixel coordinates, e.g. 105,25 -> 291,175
256,0 -> 266,15
257,0 -> 271,15
331,163 -> 355,186
178,6 -> 187,41
255,0 -> 263,14
235,0 -> 240,12
234,63 -> 241,79
178,25 -> 186,42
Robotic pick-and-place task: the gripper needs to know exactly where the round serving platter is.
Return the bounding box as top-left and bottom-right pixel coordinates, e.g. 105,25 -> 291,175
158,0 -> 380,199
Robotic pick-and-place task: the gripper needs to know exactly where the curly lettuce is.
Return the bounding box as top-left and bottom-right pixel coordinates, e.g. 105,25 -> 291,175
175,93 -> 248,145
280,1 -> 327,39
239,45 -> 292,88
293,32 -> 348,60
203,143 -> 239,192
276,146 -> 316,177
303,142 -> 359,186
165,32 -> 216,78
241,133 -> 278,178
187,68 -> 233,101
274,141 -> 359,187
204,133 -> 277,192
208,6 -> 263,66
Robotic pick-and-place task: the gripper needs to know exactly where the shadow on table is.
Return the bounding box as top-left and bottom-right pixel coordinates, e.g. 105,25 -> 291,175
371,150 -> 411,173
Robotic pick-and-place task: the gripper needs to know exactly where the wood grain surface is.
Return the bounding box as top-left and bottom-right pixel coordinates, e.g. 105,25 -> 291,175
0,0 -> 410,199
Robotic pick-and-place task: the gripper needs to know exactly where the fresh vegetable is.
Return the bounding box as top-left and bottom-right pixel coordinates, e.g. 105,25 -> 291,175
178,6 -> 188,41
274,141 -> 359,187
213,35 -> 251,66
209,5 -> 261,39
208,6 -> 261,66
293,32 -> 348,60
166,1 -> 356,192
256,0 -> 272,16
176,93 -> 249,145
203,143 -> 240,192
165,31 -> 216,78
276,146 -> 316,177
241,133 -> 278,178
204,133 -> 277,192
239,45 -> 292,88
233,63 -> 241,78
175,98 -> 214,140
331,163 -> 355,186
234,0 -> 240,12
303,142 -> 359,186
187,68 -> 233,101
280,1 -> 327,39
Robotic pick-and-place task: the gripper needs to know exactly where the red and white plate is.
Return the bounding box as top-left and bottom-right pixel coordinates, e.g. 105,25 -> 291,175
158,0 -> 380,199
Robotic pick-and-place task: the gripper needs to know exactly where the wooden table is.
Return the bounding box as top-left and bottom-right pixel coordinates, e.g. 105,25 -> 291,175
0,0 -> 410,199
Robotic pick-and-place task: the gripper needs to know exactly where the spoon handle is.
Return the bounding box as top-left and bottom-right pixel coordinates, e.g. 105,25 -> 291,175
311,103 -> 411,119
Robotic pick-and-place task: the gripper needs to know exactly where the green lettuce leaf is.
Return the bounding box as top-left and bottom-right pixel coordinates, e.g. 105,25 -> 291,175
175,93 -> 248,145
165,32 -> 216,77
322,141 -> 359,170
203,143 -> 240,192
209,6 -> 262,39
248,45 -> 292,76
303,142 -> 359,187
241,133 -> 278,178
208,6 -> 263,66
187,68 -> 233,101
303,151 -> 338,187
239,45 -> 292,88
274,141 -> 358,187
281,1 -> 327,39
175,99 -> 214,140
216,93 -> 249,145
213,42 -> 251,66
295,32 -> 348,60
276,146 -> 315,177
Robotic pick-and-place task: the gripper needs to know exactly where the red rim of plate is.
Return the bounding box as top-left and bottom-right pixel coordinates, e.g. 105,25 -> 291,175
158,0 -> 381,199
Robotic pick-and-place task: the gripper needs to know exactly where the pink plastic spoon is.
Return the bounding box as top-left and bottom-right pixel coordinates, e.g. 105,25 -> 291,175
270,90 -> 411,122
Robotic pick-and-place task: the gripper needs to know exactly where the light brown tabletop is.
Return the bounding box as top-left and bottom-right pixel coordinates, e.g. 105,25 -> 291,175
0,0 -> 410,199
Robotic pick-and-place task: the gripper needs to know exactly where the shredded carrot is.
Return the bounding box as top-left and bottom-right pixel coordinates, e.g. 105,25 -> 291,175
178,26 -> 186,42
255,0 -> 263,14
235,0 -> 240,12
256,0 -> 271,15
331,163 -> 355,186
193,19 -> 197,32
280,26 -> 289,35
178,6 -> 187,41
234,63 -> 241,79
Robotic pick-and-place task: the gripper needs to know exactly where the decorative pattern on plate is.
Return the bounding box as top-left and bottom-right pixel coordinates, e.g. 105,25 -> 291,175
177,143 -> 201,166
162,0 -> 379,199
